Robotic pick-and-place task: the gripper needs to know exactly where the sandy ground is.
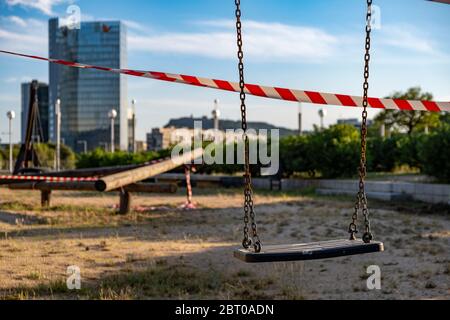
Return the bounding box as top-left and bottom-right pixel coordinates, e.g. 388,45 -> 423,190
0,187 -> 448,300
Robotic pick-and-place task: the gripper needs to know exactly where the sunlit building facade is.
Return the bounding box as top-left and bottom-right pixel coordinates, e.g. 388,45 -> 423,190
49,18 -> 128,151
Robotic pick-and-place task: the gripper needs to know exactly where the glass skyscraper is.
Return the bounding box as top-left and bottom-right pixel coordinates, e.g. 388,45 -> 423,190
49,18 -> 128,151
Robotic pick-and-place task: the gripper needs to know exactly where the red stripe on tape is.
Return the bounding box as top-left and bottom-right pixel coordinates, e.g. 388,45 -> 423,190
150,72 -> 177,82
123,69 -> 146,77
305,91 -> 327,105
213,80 -> 235,91
246,84 -> 267,97
335,94 -> 357,107
181,75 -> 205,87
367,98 -> 386,109
422,101 -> 441,112
274,88 -> 298,101
394,99 -> 414,111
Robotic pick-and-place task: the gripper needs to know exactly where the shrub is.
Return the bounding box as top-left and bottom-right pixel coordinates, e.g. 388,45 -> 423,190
33,143 -> 76,170
397,133 -> 426,170
76,149 -> 161,169
279,135 -> 315,177
419,124 -> 450,182
309,125 -> 360,178
367,136 -> 401,172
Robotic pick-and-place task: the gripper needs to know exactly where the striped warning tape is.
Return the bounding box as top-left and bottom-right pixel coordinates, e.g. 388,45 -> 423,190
0,175 -> 98,182
0,158 -> 175,183
1,50 -> 448,113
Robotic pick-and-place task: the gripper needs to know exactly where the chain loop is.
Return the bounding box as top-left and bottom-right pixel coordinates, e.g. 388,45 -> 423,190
235,0 -> 261,253
349,0 -> 373,243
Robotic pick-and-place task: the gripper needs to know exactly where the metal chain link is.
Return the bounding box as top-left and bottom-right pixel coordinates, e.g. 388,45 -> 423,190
235,0 -> 261,253
349,0 -> 374,244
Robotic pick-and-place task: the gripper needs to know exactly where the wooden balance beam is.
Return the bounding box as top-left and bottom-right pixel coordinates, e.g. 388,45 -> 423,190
94,148 -> 204,192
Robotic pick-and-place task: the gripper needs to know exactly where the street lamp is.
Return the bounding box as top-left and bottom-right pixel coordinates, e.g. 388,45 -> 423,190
212,99 -> 220,131
318,109 -> 327,130
298,103 -> 303,136
6,111 -> 15,173
55,99 -> 61,171
108,109 -> 117,153
131,99 -> 137,153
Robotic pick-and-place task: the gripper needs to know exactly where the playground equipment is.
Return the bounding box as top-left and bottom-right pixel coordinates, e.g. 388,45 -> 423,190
0,0 -> 447,259
234,0 -> 384,262
0,148 -> 203,214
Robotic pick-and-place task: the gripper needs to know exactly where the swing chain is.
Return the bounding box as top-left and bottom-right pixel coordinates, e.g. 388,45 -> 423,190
235,0 -> 261,253
349,0 -> 373,243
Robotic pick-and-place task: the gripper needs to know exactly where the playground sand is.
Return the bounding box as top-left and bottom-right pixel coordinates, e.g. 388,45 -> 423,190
0,188 -> 448,300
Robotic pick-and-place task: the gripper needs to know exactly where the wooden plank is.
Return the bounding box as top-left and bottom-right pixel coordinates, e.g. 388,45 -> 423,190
31,163 -> 146,178
95,149 -> 204,192
8,182 -> 177,193
234,239 -> 384,263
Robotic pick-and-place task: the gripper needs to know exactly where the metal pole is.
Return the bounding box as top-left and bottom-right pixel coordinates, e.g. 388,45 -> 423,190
55,99 -> 61,171
298,103 -> 303,136
108,109 -> 117,153
6,111 -> 15,173
9,116 -> 13,173
111,117 -> 114,153
131,99 -> 136,153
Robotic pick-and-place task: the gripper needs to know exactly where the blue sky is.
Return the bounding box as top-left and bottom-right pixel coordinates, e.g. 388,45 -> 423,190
0,0 -> 449,142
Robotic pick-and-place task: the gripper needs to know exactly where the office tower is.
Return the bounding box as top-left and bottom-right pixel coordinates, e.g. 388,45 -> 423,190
49,18 -> 128,151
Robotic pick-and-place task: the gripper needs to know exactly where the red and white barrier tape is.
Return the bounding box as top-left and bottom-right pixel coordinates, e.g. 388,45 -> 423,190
0,175 -> 98,182
1,50 -> 448,113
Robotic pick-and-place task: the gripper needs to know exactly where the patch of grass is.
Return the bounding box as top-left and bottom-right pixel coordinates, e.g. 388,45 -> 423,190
25,270 -> 46,281
234,270 -> 252,278
1,263 -> 276,300
1,279 -> 77,300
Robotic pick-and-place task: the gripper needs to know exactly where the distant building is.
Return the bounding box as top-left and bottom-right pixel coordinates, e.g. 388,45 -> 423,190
135,140 -> 147,153
146,122 -> 264,152
21,80 -> 50,143
49,18 -> 128,151
147,127 -> 179,151
337,118 -> 373,130
165,116 -> 298,137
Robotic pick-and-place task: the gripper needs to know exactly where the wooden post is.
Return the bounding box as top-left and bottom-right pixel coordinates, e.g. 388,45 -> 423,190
95,148 -> 204,192
119,190 -> 131,215
41,190 -> 51,208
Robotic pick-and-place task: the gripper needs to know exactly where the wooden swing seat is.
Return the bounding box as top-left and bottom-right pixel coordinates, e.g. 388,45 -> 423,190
234,239 -> 384,263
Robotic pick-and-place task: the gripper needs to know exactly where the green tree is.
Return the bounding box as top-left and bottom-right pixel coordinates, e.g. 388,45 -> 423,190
309,124 -> 360,178
374,87 -> 440,135
419,124 -> 450,182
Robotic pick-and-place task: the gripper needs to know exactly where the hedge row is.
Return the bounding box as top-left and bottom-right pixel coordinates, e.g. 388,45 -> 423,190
73,124 -> 450,182
279,124 -> 450,181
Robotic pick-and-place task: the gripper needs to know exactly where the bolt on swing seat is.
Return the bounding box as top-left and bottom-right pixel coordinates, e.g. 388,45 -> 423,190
234,239 -> 384,263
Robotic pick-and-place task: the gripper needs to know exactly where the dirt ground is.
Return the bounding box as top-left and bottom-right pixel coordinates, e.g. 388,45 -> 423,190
0,186 -> 448,300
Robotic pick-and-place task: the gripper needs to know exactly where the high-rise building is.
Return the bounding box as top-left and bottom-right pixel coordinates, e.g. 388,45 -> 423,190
21,80 -> 50,143
48,18 -> 128,151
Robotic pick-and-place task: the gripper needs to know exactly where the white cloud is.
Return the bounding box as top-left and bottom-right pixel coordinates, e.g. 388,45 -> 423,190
123,19 -> 151,33
0,17 -> 47,55
380,25 -> 438,55
129,20 -> 339,62
5,0 -> 67,16
4,15 -> 27,27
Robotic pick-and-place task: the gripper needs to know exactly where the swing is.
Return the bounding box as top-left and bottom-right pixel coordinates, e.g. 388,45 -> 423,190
233,0 -> 384,263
